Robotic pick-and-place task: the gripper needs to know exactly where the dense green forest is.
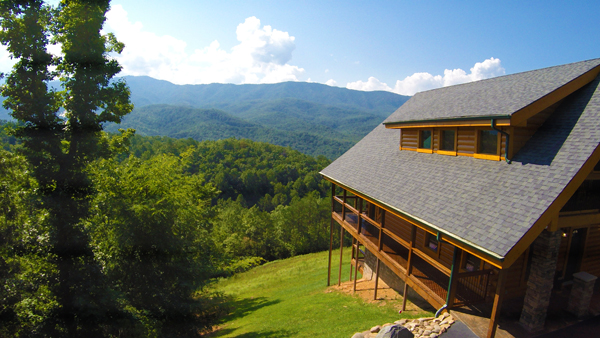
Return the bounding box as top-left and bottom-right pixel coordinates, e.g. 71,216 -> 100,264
105,104 -> 357,159
0,1 -> 368,336
1,119 -> 342,336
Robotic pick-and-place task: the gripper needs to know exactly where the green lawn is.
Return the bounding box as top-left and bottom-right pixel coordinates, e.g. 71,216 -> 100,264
209,249 -> 432,338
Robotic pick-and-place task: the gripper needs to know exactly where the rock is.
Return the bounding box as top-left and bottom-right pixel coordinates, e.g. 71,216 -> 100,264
383,323 -> 393,327
375,324 -> 414,338
422,330 -> 432,336
352,333 -> 365,338
395,319 -> 408,325
429,334 -> 438,338
371,325 -> 382,333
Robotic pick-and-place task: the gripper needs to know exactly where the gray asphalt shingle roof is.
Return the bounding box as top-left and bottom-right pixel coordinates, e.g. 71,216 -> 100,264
321,60 -> 600,258
384,58 -> 600,124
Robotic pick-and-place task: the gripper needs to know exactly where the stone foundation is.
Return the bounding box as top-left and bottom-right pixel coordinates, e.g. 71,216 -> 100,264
519,230 -> 561,332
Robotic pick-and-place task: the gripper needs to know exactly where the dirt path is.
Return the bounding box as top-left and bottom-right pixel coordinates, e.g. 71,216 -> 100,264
327,277 -> 432,315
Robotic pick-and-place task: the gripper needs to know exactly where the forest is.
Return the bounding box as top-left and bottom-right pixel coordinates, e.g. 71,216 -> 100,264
0,1 -> 361,336
1,118 -> 343,337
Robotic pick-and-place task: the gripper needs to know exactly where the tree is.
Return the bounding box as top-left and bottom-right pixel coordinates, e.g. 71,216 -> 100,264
0,0 -> 133,335
87,155 -> 225,337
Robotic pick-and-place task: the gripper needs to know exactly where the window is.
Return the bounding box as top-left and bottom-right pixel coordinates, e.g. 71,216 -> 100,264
479,130 -> 499,155
464,253 -> 481,272
440,129 -> 456,151
426,233 -> 438,251
419,130 -> 432,149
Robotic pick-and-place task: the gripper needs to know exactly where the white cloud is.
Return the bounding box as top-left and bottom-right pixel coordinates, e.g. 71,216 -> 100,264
105,6 -> 304,84
347,76 -> 392,92
325,79 -> 338,86
347,58 -> 505,96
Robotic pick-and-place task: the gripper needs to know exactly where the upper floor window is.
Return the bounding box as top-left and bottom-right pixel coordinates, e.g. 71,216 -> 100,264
440,129 -> 456,152
479,130 -> 499,155
419,130 -> 432,149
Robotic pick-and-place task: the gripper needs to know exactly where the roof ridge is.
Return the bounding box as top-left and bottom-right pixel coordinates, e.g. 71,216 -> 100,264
414,57 -> 600,95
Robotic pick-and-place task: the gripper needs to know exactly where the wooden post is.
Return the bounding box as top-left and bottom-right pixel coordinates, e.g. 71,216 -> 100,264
338,226 -> 344,286
350,238 -> 355,281
406,225 -> 417,274
353,242 -> 359,292
339,189 -> 347,286
446,247 -> 460,308
374,208 -> 385,300
402,283 -> 409,311
374,258 -> 380,300
327,183 -> 335,286
403,225 -> 417,312
487,269 -> 507,338
357,198 -> 363,235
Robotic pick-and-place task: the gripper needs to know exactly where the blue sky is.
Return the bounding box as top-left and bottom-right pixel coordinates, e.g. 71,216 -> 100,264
3,1 -> 599,95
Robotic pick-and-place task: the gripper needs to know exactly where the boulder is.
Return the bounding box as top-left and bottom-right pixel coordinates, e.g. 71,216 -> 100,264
375,324 -> 414,338
352,333 -> 365,338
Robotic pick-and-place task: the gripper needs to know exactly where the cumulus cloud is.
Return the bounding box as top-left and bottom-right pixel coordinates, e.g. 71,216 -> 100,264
347,58 -> 505,96
325,79 -> 338,86
105,6 -> 304,84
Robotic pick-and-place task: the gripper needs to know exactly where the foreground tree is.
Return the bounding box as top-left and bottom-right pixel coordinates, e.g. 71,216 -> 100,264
88,155 -> 225,337
1,0 -> 133,335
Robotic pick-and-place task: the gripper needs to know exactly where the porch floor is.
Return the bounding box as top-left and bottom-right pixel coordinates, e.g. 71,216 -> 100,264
450,285 -> 600,338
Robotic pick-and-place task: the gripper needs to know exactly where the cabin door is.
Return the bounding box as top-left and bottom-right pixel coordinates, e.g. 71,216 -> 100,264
564,228 -> 587,281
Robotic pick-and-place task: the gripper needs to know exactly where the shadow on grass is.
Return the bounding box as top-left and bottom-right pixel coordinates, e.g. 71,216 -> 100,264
224,296 -> 281,322
206,297 -> 295,337
205,327 -> 295,338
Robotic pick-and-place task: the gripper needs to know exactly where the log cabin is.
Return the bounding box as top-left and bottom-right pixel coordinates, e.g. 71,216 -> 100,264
320,58 -> 600,338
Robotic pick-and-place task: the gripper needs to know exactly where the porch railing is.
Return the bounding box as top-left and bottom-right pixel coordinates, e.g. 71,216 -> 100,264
453,269 -> 494,307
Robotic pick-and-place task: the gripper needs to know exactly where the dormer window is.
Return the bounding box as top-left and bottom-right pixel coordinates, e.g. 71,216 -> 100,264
479,130 -> 499,155
417,129 -> 433,153
419,130 -> 432,149
440,130 -> 456,151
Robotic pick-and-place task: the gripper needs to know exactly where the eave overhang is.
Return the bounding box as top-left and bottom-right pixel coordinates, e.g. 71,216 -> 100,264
320,172 -> 505,269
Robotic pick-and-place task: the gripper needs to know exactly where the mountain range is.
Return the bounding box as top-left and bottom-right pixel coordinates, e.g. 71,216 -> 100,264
1,76 -> 410,159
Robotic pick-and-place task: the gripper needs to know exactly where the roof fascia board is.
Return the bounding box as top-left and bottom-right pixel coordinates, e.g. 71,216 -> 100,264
384,116 -> 511,129
320,174 -> 505,268
502,143 -> 600,268
510,64 -> 600,126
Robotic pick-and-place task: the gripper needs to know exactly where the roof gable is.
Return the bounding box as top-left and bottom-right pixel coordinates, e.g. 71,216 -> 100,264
384,58 -> 600,125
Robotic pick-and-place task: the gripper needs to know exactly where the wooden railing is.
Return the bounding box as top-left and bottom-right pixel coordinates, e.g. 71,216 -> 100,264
452,269 -> 494,307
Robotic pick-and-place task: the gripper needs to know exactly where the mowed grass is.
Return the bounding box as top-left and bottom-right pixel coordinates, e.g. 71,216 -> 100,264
209,249 -> 432,338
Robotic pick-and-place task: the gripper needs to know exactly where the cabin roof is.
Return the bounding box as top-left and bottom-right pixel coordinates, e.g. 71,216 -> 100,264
383,58 -> 600,125
321,61 -> 600,258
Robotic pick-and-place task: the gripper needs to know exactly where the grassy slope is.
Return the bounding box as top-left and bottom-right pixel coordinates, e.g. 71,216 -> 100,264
211,249 -> 432,338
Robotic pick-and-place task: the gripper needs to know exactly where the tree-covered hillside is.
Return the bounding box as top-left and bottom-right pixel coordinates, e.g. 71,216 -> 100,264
105,104 -> 358,159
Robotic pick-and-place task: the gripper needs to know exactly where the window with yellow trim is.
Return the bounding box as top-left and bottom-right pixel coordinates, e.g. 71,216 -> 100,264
439,129 -> 456,151
478,130 -> 499,155
419,130 -> 432,149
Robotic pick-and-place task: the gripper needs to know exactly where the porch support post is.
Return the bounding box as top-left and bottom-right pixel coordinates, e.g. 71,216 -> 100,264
350,238 -> 355,281
327,183 -> 335,286
338,189 -> 347,286
402,283 -> 409,311
519,229 -> 561,332
446,246 -> 460,308
353,243 -> 359,292
374,209 -> 384,300
487,268 -> 508,338
373,258 -> 380,300
403,225 -> 417,311
338,226 -> 344,286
